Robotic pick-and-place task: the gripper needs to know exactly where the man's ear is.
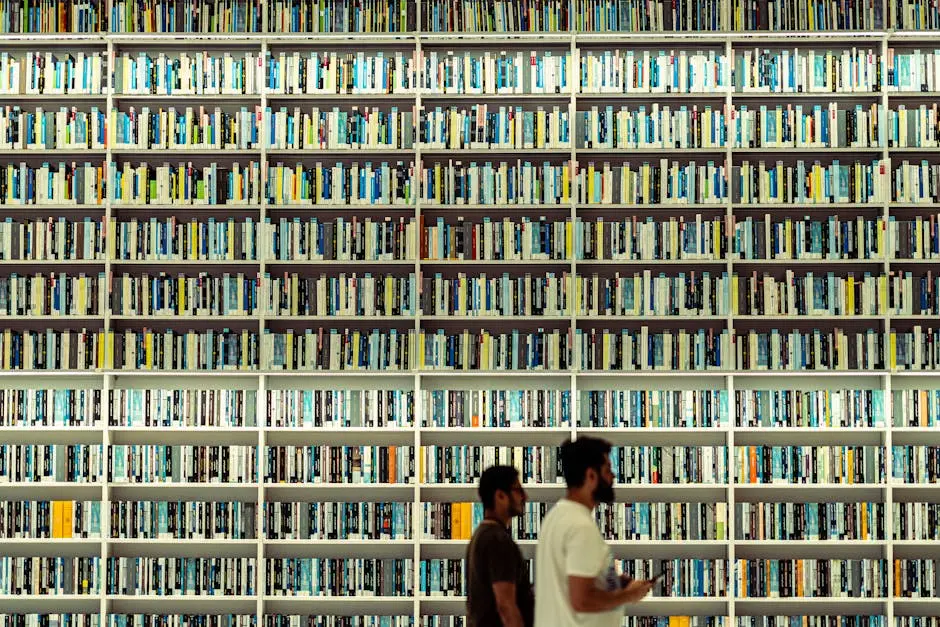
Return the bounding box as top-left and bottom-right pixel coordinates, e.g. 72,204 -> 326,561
583,466 -> 597,488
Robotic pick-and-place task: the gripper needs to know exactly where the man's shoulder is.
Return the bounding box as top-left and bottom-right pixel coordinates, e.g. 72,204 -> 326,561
470,522 -> 514,548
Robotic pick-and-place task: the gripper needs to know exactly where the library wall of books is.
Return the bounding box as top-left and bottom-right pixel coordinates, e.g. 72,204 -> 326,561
1,0 -> 940,626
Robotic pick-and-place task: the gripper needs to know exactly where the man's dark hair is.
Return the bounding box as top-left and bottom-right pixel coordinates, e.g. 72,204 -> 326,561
560,437 -> 612,488
478,465 -> 520,509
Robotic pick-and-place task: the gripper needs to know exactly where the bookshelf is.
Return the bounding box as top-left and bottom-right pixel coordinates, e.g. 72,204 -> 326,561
2,1 -> 940,626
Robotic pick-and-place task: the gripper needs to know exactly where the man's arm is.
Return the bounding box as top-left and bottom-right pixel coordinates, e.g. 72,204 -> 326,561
492,581 -> 525,627
568,577 -> 653,613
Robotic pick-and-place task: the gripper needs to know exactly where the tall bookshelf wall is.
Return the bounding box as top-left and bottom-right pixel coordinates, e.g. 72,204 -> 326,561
2,0 -> 940,626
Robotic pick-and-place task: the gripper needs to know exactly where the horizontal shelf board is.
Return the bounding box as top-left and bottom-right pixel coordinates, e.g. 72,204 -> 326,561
111,204 -> 262,211
0,538 -> 102,557
735,147 -> 882,153
892,541 -> 940,559
577,92 -> 726,100
265,427 -> 415,446
893,599 -> 940,615
113,93 -> 261,101
109,427 -> 259,445
418,596 -> 729,616
110,483 -> 258,501
576,427 -> 727,446
735,598 -> 887,616
268,149 -> 414,157
108,538 -> 257,558
734,484 -> 886,502
264,483 -> 415,501
109,595 -> 258,614
419,482 -> 565,502
0,595 -> 101,613
0,483 -> 103,499
892,486 -> 940,501
265,539 -> 415,559
263,597 -> 413,615
0,427 -> 104,445
890,429 -> 940,445
733,428 -> 886,446
421,148 -> 573,156
734,540 -> 886,559
265,259 -> 416,266
733,91 -> 881,99
110,149 -> 261,156
0,149 -> 107,156
0,369 -> 935,379
419,427 -> 571,446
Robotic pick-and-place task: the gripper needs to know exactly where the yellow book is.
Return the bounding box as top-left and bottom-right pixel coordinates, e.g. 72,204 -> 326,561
452,502 -> 462,539
463,502 -> 473,539
419,446 -> 426,482
51,501 -> 63,538
860,502 -> 868,539
846,275 -> 855,313
889,331 -> 897,369
62,501 -> 73,539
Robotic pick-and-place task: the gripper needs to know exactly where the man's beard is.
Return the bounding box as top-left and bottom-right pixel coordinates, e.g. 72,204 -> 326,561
593,476 -> 615,504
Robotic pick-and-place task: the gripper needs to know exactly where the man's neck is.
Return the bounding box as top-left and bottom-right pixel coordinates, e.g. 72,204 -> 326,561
483,509 -> 510,527
565,489 -> 595,511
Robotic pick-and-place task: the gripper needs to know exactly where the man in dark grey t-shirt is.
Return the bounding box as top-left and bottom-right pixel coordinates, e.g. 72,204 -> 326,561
466,465 -> 533,627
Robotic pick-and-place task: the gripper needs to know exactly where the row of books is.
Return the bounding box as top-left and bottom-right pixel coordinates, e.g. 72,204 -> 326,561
9,618 -> 936,627
5,558 -> 936,598
5,443 -> 928,485
736,502 -> 885,540
106,557 -> 255,596
734,0 -> 882,30
26,270 -> 927,318
265,558 -> 412,597
0,500 -> 101,539
0,444 -> 102,483
17,159 -> 940,206
264,445 -> 414,484
890,445 -> 940,483
11,0 -> 940,33
0,557 -> 101,595
265,501 -> 411,540
14,49 -> 940,97
734,559 -> 887,598
112,501 -> 257,540
734,445 -> 886,484
736,389 -> 885,428
17,213 -> 934,265
4,617 -> 930,627
3,498 -> 938,542
7,325 -> 940,371
2,386 -> 935,429
110,445 -> 258,483
14,101 -> 940,151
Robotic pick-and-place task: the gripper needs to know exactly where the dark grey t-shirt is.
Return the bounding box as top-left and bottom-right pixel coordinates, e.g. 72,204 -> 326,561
466,521 -> 534,627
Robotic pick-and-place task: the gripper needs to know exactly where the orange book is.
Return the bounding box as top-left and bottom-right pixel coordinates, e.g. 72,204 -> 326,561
895,559 -> 902,597
749,447 -> 758,483
795,560 -> 803,597
388,446 -> 397,483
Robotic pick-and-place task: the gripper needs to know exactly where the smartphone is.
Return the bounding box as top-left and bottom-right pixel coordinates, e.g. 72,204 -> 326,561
650,565 -> 669,583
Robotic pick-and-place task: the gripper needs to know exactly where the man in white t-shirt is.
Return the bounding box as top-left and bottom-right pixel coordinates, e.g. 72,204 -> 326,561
535,436 -> 654,627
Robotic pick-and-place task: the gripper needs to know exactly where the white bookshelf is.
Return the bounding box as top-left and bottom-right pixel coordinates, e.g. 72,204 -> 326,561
2,0 -> 940,624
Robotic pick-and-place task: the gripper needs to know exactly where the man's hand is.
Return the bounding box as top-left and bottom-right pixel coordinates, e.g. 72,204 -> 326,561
621,578 -> 655,603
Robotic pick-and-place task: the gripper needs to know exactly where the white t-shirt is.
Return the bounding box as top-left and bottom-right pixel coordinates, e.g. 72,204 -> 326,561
534,498 -> 624,627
